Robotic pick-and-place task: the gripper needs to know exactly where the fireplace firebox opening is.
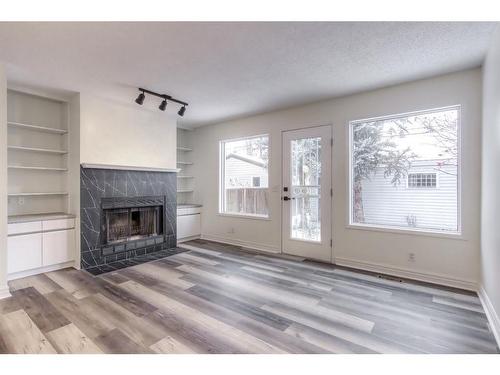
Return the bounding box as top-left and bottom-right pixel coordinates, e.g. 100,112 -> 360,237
100,196 -> 165,249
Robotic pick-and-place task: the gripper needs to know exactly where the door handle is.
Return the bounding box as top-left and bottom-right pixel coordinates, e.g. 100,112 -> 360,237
282,196 -> 295,201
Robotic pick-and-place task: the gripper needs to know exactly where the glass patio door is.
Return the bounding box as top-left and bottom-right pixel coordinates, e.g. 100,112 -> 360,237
282,125 -> 332,262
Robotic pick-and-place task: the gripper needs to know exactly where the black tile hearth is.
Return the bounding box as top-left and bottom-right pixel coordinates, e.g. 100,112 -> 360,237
80,166 -> 177,271
84,247 -> 187,276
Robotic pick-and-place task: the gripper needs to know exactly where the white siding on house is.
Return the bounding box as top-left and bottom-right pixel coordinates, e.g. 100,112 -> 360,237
225,157 -> 268,188
360,160 -> 458,231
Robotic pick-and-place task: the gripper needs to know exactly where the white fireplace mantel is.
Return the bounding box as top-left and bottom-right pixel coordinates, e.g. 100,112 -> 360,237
80,163 -> 180,173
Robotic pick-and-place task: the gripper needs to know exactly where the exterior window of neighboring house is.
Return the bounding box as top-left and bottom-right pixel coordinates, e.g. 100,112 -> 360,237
219,135 -> 269,218
407,173 -> 437,188
349,106 -> 460,234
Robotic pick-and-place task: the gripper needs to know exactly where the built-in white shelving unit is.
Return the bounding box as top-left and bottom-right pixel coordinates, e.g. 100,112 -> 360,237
7,89 -> 71,216
177,128 -> 195,205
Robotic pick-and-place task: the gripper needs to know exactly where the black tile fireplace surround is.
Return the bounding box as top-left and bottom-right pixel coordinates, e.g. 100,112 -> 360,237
80,167 -> 181,275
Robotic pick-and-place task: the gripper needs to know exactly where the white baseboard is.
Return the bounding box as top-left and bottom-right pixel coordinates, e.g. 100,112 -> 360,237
177,235 -> 201,244
478,285 -> 500,348
200,233 -> 281,254
0,285 -> 12,300
7,261 -> 75,281
335,257 -> 478,291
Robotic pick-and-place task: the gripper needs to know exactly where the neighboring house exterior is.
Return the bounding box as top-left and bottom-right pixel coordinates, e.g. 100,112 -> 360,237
225,153 -> 268,188
360,159 -> 458,231
224,152 -> 269,216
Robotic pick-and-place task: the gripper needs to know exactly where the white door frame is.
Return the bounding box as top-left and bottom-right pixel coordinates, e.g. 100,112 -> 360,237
281,125 -> 333,262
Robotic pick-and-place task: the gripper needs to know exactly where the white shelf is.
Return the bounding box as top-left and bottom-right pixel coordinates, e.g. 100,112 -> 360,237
8,145 -> 68,154
177,176 -> 194,179
8,192 -> 69,197
8,165 -> 68,171
177,161 -> 193,165
8,121 -> 68,135
177,189 -> 195,193
177,146 -> 193,152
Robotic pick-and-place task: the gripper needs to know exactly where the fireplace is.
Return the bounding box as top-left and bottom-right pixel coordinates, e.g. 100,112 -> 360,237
104,206 -> 162,244
99,196 -> 166,256
80,167 -> 178,274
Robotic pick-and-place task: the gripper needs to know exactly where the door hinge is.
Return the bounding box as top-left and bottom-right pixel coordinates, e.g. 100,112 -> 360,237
331,137 -> 334,147
330,239 -> 333,247
330,188 -> 333,197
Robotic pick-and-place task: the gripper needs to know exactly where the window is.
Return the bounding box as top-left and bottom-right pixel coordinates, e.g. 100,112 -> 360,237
349,106 -> 460,234
220,135 -> 269,218
407,173 -> 437,188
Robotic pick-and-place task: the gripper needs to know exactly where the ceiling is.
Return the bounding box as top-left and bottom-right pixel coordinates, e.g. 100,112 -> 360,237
0,22 -> 497,127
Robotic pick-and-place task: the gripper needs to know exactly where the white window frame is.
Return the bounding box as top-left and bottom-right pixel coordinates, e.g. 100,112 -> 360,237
347,105 -> 462,237
219,134 -> 270,220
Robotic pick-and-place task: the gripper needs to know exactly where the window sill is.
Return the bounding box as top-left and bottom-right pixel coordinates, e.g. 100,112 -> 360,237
345,223 -> 465,240
217,212 -> 271,221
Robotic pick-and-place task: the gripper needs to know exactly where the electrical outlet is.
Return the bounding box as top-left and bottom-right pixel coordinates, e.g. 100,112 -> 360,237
408,252 -> 416,263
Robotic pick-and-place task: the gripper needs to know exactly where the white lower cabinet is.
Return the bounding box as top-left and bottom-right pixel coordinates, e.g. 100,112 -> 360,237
7,218 -> 76,278
177,214 -> 201,239
7,233 -> 43,274
42,229 -> 76,266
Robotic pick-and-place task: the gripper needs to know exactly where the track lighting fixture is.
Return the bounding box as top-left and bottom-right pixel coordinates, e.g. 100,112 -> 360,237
159,99 -> 167,111
134,88 -> 188,117
135,91 -> 145,105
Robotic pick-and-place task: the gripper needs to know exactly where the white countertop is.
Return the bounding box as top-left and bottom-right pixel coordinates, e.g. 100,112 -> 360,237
177,204 -> 202,208
8,212 -> 76,224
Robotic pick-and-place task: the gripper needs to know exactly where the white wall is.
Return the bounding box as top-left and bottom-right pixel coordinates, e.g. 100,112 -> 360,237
480,27 -> 500,338
0,64 -> 9,298
79,94 -> 177,169
192,68 -> 482,289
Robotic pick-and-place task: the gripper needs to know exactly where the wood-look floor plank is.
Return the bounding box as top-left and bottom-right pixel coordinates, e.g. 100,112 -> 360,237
120,271 -> 329,353
120,280 -> 285,354
187,284 -> 293,331
150,336 -> 198,354
0,309 -> 57,354
263,303 -> 421,354
9,274 -> 62,295
83,293 -> 165,347
0,295 -> 21,315
46,323 -> 103,354
45,289 -> 115,340
93,278 -> 158,317
95,328 -> 152,354
286,322 -> 377,354
12,287 -> 71,333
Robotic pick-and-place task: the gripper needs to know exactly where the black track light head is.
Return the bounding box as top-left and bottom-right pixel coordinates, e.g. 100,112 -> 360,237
159,99 -> 167,111
135,92 -> 145,105
178,106 -> 186,117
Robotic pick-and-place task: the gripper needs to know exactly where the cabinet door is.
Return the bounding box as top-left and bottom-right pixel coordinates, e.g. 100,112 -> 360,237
42,229 -> 75,266
177,214 -> 201,239
8,233 -> 43,274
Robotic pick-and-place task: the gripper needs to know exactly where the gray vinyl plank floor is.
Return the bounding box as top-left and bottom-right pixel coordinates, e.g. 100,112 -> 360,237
0,239 -> 498,354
